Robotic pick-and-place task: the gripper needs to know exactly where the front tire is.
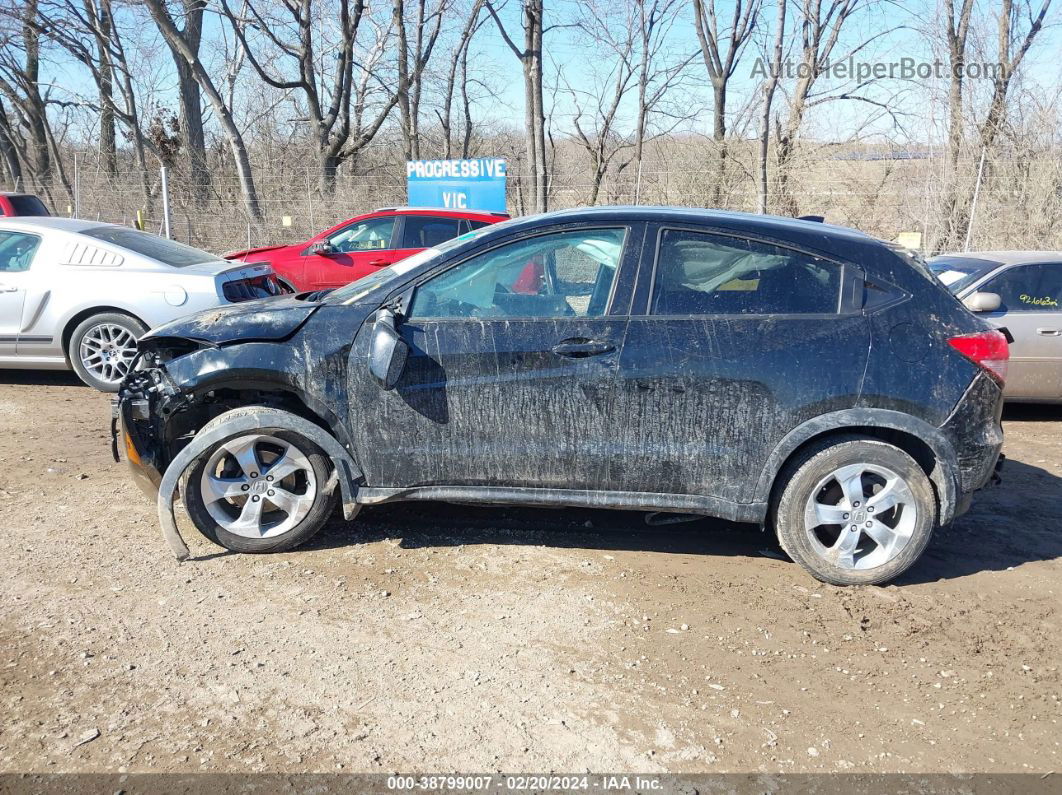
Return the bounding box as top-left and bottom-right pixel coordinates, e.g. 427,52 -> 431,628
67,312 -> 147,392
772,436 -> 936,586
184,428 -> 336,554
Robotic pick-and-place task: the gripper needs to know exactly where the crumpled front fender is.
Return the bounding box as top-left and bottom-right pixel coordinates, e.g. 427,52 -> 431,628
156,406 -> 362,561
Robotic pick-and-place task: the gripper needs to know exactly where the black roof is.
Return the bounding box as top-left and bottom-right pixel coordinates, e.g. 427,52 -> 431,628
488,205 -> 879,259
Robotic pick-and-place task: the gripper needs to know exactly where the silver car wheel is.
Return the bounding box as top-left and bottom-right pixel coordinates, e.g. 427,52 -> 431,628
199,433 -> 318,539
803,462 -> 917,570
79,322 -> 139,385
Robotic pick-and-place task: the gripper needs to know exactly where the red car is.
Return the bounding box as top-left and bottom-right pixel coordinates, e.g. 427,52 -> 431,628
0,192 -> 50,217
225,207 -> 509,291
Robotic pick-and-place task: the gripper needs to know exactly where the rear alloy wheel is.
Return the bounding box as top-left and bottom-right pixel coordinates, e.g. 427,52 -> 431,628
68,312 -> 147,392
184,430 -> 336,553
773,437 -> 936,586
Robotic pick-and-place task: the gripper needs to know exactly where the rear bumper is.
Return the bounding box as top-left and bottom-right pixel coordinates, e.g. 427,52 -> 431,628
941,372 -> 1005,519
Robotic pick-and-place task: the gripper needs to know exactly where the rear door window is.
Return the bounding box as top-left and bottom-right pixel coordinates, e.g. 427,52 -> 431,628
402,216 -> 462,248
650,229 -> 842,315
982,263 -> 1062,312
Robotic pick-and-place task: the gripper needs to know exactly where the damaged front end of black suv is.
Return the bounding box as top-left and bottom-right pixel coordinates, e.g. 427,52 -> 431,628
112,296 -> 358,495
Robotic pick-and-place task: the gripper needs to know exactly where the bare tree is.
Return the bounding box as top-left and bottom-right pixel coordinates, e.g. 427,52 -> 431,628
979,0 -> 1053,151
940,0 -> 1054,249
90,0 -> 117,176
152,0 -> 209,199
486,0 -> 547,213
773,0 -> 884,216
692,0 -> 760,205
0,99 -> 23,186
436,0 -> 484,159
631,0 -> 695,203
395,0 -> 446,160
560,0 -> 637,204
0,0 -> 54,191
144,0 -> 263,220
219,0 -> 418,193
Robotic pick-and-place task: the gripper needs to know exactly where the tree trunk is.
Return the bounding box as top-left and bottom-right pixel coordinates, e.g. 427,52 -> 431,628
145,0 -> 262,221
168,0 -> 209,202
711,79 -> 726,206
394,0 -> 412,161
757,0 -> 785,215
93,0 -> 117,177
526,0 -> 547,212
0,102 -> 23,188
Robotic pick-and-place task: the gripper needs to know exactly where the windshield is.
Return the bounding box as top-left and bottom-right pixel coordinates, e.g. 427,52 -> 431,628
927,255 -> 1000,294
327,223 -> 504,304
81,225 -> 219,267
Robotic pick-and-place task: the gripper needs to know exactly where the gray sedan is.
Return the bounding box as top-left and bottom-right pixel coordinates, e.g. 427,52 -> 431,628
929,251 -> 1062,402
0,217 -> 282,391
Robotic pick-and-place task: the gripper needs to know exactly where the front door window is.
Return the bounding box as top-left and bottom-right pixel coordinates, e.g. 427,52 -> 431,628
408,228 -> 626,319
326,218 -> 396,253
980,263 -> 1062,399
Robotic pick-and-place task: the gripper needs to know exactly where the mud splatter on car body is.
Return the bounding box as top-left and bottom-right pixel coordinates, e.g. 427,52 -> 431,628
115,207 -> 1005,575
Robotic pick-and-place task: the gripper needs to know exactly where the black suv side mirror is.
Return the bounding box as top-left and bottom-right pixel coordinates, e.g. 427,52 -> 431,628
368,308 -> 408,390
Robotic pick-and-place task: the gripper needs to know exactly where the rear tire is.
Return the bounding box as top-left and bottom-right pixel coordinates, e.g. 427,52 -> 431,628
67,312 -> 147,392
184,426 -> 336,554
772,436 -> 936,586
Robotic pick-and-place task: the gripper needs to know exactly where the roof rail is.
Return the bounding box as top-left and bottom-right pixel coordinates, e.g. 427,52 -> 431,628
373,205 -> 509,216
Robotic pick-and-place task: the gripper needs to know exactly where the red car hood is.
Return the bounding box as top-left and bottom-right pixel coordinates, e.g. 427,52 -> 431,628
224,242 -> 301,261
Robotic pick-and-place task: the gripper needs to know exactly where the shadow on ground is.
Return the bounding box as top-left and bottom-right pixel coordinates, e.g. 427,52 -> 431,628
0,369 -> 85,388
302,454 -> 1062,587
309,501 -> 775,563
1002,403 -> 1061,422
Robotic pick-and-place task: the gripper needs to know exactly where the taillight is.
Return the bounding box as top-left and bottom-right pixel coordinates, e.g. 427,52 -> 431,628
948,329 -> 1009,384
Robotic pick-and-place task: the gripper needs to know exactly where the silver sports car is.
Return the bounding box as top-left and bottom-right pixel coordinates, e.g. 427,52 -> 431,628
0,217 -> 282,391
930,250 -> 1062,402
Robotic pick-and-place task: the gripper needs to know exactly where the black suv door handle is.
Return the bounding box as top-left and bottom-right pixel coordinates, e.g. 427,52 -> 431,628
1036,328 -> 1060,336
551,338 -> 616,358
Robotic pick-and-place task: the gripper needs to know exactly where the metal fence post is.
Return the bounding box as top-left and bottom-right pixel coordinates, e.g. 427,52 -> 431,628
73,152 -> 80,217
964,147 -> 987,253
160,165 -> 173,239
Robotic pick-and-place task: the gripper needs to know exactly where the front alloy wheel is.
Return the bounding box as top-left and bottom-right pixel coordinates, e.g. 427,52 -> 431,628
185,429 -> 336,553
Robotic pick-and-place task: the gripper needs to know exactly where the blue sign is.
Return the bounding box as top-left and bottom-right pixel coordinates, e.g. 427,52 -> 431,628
407,158 -> 507,213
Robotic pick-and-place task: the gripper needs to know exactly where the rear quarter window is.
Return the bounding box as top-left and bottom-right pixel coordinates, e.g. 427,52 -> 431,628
80,226 -> 216,267
651,229 -> 842,315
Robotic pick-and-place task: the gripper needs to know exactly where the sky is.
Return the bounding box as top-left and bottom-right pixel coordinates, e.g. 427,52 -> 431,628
33,0 -> 1062,152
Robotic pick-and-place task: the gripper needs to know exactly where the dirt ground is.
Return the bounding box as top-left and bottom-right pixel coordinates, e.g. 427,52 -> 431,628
0,370 -> 1059,775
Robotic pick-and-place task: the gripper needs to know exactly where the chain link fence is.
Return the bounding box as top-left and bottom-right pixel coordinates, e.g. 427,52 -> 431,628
9,140 -> 1062,256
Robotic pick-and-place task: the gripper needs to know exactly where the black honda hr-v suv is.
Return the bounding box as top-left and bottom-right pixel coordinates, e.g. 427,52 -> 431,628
116,207 -> 1006,585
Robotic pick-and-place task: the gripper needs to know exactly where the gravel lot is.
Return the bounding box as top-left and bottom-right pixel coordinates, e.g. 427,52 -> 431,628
0,370 -> 1059,774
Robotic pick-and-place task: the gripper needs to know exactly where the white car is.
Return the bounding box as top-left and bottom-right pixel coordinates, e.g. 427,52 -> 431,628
0,217 -> 283,391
